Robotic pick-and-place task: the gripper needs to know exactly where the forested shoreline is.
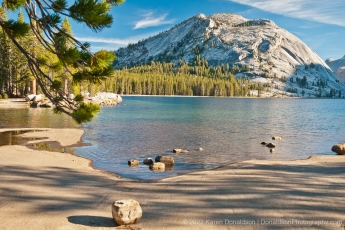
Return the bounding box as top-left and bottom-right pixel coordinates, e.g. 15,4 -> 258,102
95,60 -> 271,97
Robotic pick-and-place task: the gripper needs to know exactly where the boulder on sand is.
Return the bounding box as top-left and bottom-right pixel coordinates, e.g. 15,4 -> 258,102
111,199 -> 142,225
331,143 -> 345,155
25,94 -> 36,102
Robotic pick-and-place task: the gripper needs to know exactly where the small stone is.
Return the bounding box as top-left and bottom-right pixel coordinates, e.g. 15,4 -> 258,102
111,199 -> 142,225
272,136 -> 282,140
173,148 -> 189,153
128,160 -> 139,166
266,143 -> 276,148
149,162 -> 165,172
261,142 -> 268,145
331,143 -> 345,155
155,156 -> 174,165
270,149 -> 275,153
198,147 -> 204,151
143,158 -> 153,165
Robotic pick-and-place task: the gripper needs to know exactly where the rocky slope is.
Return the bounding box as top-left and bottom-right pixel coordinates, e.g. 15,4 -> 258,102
114,13 -> 345,98
325,56 -> 345,83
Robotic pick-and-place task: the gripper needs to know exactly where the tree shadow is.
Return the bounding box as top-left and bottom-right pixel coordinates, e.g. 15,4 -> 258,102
67,215 -> 115,227
1,157 -> 345,229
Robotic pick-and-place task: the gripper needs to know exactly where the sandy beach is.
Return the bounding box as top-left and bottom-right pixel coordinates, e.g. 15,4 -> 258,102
0,128 -> 344,230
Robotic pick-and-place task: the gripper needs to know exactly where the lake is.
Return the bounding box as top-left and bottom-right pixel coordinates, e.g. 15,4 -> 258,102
1,96 -> 345,180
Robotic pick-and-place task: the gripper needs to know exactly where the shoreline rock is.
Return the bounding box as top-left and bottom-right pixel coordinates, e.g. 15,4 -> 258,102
331,143 -> 345,155
173,148 -> 189,153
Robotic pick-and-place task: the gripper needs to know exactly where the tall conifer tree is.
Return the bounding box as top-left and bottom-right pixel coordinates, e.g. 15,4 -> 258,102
0,0 -> 124,123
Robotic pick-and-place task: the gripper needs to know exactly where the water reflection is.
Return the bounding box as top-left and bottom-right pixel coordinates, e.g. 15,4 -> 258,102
0,108 -> 79,128
0,130 -> 78,154
0,130 -> 47,146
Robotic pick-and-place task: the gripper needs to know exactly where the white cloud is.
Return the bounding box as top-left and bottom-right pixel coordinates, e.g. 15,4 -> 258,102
75,36 -> 136,45
133,12 -> 175,29
74,31 -> 161,51
227,0 -> 345,26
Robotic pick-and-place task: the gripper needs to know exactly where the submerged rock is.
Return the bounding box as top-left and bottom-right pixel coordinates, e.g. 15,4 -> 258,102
143,158 -> 153,165
266,143 -> 276,148
331,143 -> 345,155
261,142 -> 268,145
40,102 -> 53,108
30,101 -> 40,108
112,199 -> 142,225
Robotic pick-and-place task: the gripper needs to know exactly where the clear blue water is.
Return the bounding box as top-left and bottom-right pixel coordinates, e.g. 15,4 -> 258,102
1,97 -> 345,180
78,96 -> 345,180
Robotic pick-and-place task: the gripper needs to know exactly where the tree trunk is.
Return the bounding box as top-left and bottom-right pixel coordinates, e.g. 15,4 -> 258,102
30,79 -> 36,95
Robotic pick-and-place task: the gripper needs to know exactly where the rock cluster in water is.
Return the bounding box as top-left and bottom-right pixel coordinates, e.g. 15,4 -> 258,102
84,92 -> 123,106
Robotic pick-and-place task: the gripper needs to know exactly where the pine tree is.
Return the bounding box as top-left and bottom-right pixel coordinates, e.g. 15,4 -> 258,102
0,0 -> 124,123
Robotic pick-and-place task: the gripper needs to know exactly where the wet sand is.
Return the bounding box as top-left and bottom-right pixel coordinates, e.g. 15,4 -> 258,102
0,128 -> 344,230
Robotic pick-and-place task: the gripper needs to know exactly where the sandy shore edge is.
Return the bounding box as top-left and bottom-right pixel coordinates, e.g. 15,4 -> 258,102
1,128 -> 344,230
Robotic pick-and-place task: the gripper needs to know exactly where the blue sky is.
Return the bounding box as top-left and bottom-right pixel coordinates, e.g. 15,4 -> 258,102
71,0 -> 345,60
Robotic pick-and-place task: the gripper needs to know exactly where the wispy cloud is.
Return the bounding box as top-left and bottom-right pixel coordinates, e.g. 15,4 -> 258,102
226,0 -> 345,27
75,36 -> 137,45
74,31 -> 161,51
134,12 -> 175,29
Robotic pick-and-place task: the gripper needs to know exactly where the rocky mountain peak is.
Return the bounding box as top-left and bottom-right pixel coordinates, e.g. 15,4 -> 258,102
114,13 -> 345,98
325,56 -> 345,83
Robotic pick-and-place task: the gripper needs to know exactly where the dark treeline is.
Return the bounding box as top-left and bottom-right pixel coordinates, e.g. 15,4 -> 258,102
104,59 -> 265,97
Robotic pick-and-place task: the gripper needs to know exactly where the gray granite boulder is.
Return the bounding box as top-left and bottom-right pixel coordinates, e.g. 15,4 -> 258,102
143,158 -> 153,165
111,199 -> 142,225
155,156 -> 174,165
149,162 -> 165,172
128,160 -> 139,166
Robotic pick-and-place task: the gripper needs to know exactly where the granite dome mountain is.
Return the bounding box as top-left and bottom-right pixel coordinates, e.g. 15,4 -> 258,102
326,56 -> 345,84
114,13 -> 345,97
